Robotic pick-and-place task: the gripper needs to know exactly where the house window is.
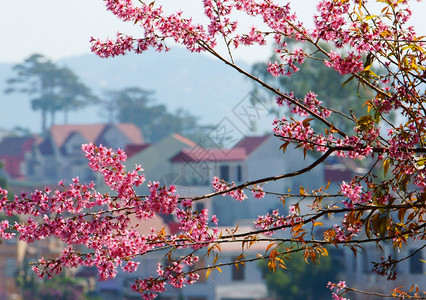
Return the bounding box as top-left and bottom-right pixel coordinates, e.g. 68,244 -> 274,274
72,144 -> 82,152
409,249 -> 423,274
27,161 -> 35,176
237,165 -> 242,182
362,252 -> 370,274
352,255 -> 357,272
5,257 -> 16,277
220,165 -> 229,181
195,202 -> 205,212
232,258 -> 245,281
45,164 -> 57,178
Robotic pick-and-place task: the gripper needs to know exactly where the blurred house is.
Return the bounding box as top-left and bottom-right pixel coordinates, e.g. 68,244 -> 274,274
93,133 -> 197,196
0,136 -> 36,180
126,133 -> 196,192
170,135 -> 325,226
24,123 -> 144,184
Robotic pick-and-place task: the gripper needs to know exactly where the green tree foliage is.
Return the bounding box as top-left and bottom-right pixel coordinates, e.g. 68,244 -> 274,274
55,66 -> 98,124
5,54 -> 96,133
251,42 -> 375,134
258,246 -> 342,300
8,126 -> 32,137
100,87 -> 211,143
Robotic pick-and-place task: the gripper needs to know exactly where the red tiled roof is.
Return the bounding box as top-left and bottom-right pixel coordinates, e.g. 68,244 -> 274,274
124,134 -> 195,158
50,124 -> 106,148
324,164 -> 353,182
115,123 -> 144,144
171,133 -> 197,148
49,123 -> 144,148
0,136 -> 35,156
233,135 -> 269,155
128,213 -> 170,235
169,135 -> 270,163
125,144 -> 151,158
171,147 -> 247,162
0,136 -> 36,179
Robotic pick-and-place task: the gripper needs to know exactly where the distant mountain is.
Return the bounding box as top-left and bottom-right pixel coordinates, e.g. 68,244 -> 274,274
0,48 -> 274,136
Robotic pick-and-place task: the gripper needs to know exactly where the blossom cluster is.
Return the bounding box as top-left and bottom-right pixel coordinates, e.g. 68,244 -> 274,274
0,0 -> 424,298
212,176 -> 248,201
251,185 -> 266,199
327,281 -> 349,300
254,209 -> 302,236
132,255 -> 200,300
276,92 -> 332,119
0,220 -> 15,240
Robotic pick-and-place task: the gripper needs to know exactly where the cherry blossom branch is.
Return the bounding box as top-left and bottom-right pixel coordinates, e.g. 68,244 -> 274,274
197,41 -> 348,137
393,244 -> 426,265
220,205 -> 425,240
337,286 -> 426,299
191,148 -> 335,201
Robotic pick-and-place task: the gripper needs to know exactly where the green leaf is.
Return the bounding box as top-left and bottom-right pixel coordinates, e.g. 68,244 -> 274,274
378,215 -> 388,238
416,157 -> 426,168
341,75 -> 355,88
364,14 -> 377,21
383,158 -> 390,177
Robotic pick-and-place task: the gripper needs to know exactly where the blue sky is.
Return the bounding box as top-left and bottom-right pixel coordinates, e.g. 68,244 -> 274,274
2,0 -> 424,65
